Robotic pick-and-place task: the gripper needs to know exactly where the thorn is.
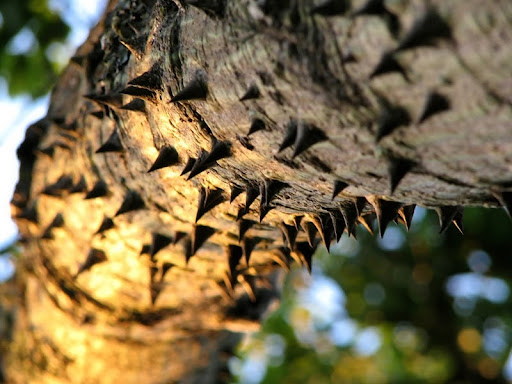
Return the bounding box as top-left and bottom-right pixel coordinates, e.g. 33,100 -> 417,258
292,123 -> 327,158
230,185 -> 243,203
339,201 -> 358,237
89,110 -> 104,120
358,215 -> 374,235
493,191 -> 512,219
398,205 -> 416,231
369,52 -> 407,80
355,196 -> 367,216
96,129 -> 123,153
239,219 -> 254,242
239,274 -> 257,302
115,190 -> 145,216
84,92 -> 123,109
187,141 -> 231,179
278,120 -> 298,152
279,222 -> 298,249
292,215 -> 303,231
127,62 -> 163,91
236,207 -> 247,221
120,98 -> 146,113
248,118 -> 266,136
171,71 -> 208,102
301,221 -> 318,247
227,244 -> 243,277
41,213 -> 64,239
195,187 -> 225,222
453,208 -> 464,234
259,204 -> 274,222
120,86 -> 156,101
180,157 -> 197,176
329,210 -> 346,242
418,92 -> 450,123
95,217 -> 114,234
311,0 -> 349,16
173,231 -> 187,245
312,214 -> 334,252
376,105 -> 411,141
70,175 -> 87,194
295,242 -> 316,274
435,206 -> 462,234
332,180 -> 349,200
161,262 -> 174,280
191,225 -> 215,256
395,9 -> 452,52
150,233 -> 173,258
240,84 -> 260,101
41,175 -> 74,196
262,179 -> 288,206
15,205 -> 38,223
272,248 -> 291,271
388,157 -> 415,194
245,184 -> 260,212
140,244 -> 151,256
369,198 -> 402,237
242,237 -> 261,265
148,146 -> 179,172
75,249 -> 107,277
85,180 -> 108,199
119,35 -> 147,60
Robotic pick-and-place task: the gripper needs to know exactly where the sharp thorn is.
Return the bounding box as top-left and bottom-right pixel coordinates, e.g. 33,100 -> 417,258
95,217 -> 115,234
395,9 -> 452,52
279,222 -> 298,249
248,118 -> 266,136
332,180 -> 349,200
150,233 -> 173,258
180,157 -> 197,176
240,84 -> 260,101
195,187 -> 225,222
227,244 -> 243,277
418,92 -> 450,123
301,221 -> 318,247
85,180 -> 108,199
389,157 -> 415,194
369,197 -> 402,237
127,62 -> 163,91
84,93 -> 123,109
76,249 -> 107,277
115,190 -> 145,216
96,129 -> 123,153
435,206 -> 462,234
171,71 -> 208,102
120,98 -> 146,113
292,122 -> 327,158
339,201 -> 358,237
376,105 -> 411,142
230,185 -> 243,203
148,146 -> 179,172
369,52 -> 407,80
398,205 -> 416,231
278,120 -> 298,152
191,225 -> 216,256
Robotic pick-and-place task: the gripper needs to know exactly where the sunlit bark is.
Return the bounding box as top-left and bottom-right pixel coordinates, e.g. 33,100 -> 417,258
9,0 -> 512,382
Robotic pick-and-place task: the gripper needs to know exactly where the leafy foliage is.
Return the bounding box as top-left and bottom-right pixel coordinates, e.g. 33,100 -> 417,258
0,0 -> 70,97
232,208 -> 512,383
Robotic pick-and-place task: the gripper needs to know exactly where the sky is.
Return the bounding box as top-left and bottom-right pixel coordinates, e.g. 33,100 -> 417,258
0,0 -> 107,279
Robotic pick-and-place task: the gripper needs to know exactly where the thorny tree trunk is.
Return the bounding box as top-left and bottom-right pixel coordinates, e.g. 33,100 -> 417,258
8,0 -> 512,382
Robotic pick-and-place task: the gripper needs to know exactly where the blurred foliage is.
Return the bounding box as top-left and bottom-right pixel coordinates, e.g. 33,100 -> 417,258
0,0 -> 70,97
232,208 -> 512,383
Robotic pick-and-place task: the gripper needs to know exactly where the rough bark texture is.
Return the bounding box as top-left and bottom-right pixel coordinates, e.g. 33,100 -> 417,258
9,0 -> 512,382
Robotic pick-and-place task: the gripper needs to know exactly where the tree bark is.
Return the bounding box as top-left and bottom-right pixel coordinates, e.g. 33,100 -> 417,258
8,0 -> 512,382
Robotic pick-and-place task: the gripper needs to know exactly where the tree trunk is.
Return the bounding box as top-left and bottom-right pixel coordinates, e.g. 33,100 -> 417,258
9,0 -> 512,382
